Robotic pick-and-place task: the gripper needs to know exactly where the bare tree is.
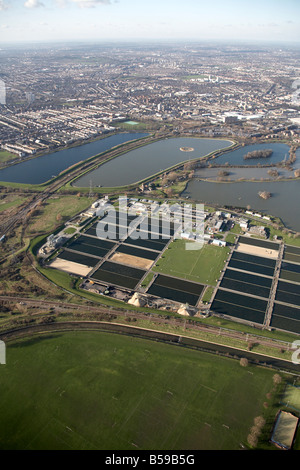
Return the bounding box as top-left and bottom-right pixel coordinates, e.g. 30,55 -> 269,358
167,171 -> 178,182
240,357 -> 248,367
254,416 -> 265,428
165,188 -> 174,198
273,374 -> 282,385
247,433 -> 258,448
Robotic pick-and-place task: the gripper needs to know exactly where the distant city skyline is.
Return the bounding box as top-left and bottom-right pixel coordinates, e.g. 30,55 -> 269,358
0,0 -> 300,44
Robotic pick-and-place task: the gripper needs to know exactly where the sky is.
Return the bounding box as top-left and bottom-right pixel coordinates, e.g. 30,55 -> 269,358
0,0 -> 300,44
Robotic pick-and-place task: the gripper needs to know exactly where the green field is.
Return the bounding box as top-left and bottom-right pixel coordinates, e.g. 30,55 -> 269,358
0,150 -> 16,164
282,385 -> 300,412
152,240 -> 230,286
0,194 -> 27,213
0,331 -> 284,450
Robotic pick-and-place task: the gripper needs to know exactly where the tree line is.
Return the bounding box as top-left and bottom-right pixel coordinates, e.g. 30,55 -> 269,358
244,149 -> 273,160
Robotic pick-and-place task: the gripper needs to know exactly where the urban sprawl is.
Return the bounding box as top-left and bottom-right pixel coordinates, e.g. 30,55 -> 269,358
0,42 -> 300,159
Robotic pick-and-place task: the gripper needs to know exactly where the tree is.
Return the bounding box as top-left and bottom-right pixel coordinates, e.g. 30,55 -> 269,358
218,170 -> 230,177
165,188 -> 174,198
250,425 -> 260,437
254,416 -> 265,428
183,161 -> 196,171
247,433 -> 258,448
240,357 -> 248,367
167,171 -> 178,182
294,169 -> 300,178
272,373 -> 282,385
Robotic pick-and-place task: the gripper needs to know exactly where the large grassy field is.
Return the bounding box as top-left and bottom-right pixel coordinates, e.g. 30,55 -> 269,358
152,240 -> 230,286
27,194 -> 92,235
0,331 -> 286,450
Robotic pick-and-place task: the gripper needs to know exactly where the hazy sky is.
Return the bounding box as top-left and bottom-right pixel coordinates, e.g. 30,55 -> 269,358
0,0 -> 299,44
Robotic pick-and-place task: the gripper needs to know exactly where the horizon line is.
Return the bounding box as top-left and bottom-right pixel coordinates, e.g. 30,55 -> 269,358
1,37 -> 300,47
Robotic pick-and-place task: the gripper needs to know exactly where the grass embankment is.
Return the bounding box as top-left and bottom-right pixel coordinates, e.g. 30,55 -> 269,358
0,150 -> 17,165
0,330 -> 293,450
26,195 -> 92,235
0,194 -> 28,213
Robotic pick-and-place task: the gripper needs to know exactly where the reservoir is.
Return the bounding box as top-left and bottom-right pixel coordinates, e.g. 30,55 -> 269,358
0,133 -> 148,185
0,131 -> 298,231
209,142 -> 290,166
74,137 -> 233,188
195,147 -> 300,181
182,179 -> 300,232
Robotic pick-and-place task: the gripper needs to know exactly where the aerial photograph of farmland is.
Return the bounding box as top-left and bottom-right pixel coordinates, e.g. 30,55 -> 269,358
0,0 -> 300,456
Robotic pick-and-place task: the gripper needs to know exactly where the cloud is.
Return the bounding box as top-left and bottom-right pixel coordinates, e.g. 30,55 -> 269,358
70,0 -> 111,7
24,0 -> 44,7
0,0 -> 9,11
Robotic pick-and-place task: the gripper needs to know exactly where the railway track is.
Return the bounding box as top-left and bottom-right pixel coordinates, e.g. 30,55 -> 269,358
0,320 -> 299,375
0,294 -> 295,354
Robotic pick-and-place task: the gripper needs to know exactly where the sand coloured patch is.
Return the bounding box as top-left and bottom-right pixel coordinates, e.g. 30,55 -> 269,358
50,258 -> 92,276
235,242 -> 278,259
110,252 -> 153,270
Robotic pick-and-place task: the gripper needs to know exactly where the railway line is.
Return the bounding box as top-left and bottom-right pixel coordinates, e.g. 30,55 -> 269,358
0,319 -> 299,375
0,294 -> 296,355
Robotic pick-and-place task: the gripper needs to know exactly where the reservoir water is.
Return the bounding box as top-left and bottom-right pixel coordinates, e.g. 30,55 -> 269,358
74,137 -> 233,187
182,179 -> 300,232
181,144 -> 300,231
209,142 -> 290,166
195,146 -> 300,181
0,133 -> 148,184
0,132 -> 298,231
